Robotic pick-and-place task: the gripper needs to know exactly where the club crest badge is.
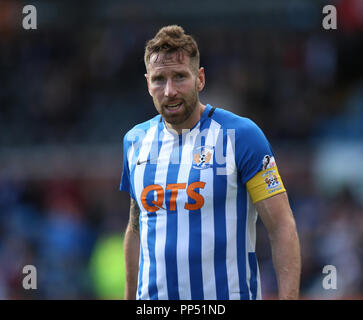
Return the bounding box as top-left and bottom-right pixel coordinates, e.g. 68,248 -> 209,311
192,146 -> 214,170
262,170 -> 281,189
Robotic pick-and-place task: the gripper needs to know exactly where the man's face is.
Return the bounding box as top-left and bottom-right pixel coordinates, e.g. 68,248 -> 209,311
145,51 -> 205,126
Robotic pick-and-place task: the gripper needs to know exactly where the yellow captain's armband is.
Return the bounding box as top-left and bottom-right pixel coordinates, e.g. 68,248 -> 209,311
246,165 -> 286,204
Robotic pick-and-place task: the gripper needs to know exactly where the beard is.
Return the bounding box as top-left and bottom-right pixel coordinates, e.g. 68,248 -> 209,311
154,84 -> 198,126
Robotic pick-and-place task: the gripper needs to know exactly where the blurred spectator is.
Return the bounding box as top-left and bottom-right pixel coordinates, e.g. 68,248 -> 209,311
89,234 -> 125,300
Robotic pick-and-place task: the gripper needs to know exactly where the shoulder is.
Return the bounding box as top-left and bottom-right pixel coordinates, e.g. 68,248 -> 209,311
123,114 -> 161,146
211,107 -> 264,138
211,107 -> 271,165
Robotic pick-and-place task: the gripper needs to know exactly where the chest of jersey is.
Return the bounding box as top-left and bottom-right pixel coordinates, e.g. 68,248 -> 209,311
131,128 -> 237,216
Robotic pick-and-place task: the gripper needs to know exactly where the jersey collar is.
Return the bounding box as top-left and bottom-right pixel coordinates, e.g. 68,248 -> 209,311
160,104 -> 213,137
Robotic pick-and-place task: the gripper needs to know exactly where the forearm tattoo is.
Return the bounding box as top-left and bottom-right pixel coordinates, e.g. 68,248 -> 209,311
129,198 -> 140,233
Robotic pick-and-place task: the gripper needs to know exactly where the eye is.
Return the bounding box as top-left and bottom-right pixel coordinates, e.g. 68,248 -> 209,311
175,73 -> 185,79
152,75 -> 165,83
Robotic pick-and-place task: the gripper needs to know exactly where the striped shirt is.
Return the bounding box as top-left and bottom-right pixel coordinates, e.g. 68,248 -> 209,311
120,104 -> 285,300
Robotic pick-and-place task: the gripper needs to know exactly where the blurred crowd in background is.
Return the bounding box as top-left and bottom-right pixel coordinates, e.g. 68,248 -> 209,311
0,0 -> 363,299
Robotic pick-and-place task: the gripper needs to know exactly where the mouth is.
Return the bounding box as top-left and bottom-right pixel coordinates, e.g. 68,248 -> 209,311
164,102 -> 183,113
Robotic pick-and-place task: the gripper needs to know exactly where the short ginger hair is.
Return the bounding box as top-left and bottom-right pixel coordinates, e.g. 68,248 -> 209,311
144,25 -> 200,73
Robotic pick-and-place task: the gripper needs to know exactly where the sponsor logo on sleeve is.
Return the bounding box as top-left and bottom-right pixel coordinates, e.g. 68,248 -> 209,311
262,155 -> 276,170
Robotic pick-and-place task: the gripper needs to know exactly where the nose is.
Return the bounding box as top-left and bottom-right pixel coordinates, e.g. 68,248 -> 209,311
164,79 -> 177,98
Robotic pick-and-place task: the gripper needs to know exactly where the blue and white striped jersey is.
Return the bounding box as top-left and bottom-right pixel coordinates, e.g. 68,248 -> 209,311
120,104 -> 285,300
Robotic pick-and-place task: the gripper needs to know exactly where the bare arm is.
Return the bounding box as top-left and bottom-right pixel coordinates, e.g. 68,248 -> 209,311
124,197 -> 140,300
256,192 -> 301,300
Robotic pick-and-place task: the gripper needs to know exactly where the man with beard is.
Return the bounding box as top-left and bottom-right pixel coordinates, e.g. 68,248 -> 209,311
120,25 -> 301,300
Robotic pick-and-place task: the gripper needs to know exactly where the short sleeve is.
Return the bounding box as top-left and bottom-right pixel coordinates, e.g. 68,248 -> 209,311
120,133 -> 135,199
235,119 -> 286,203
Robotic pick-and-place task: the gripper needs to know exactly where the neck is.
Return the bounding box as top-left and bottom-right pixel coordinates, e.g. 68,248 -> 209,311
165,102 -> 206,134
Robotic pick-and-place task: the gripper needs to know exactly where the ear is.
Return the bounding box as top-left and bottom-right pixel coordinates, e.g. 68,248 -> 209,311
145,73 -> 152,97
196,67 -> 205,92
